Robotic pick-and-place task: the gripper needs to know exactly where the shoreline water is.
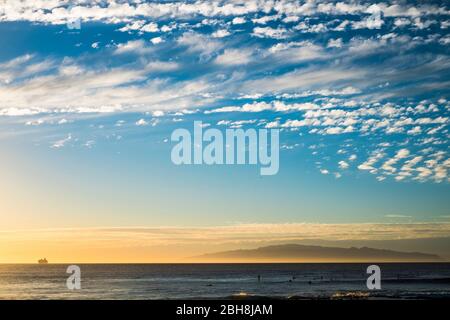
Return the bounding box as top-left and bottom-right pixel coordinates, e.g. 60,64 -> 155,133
1,263 -> 449,300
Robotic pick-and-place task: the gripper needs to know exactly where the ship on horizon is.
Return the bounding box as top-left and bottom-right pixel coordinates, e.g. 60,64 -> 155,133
38,258 -> 48,264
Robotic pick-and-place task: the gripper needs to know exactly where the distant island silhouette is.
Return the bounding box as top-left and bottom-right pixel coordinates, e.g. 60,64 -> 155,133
192,244 -> 443,262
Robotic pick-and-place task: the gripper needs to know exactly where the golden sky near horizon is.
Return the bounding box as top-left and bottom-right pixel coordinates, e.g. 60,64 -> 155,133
1,223 -> 450,263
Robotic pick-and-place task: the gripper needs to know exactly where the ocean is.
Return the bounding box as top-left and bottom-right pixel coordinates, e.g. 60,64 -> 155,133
0,263 -> 449,300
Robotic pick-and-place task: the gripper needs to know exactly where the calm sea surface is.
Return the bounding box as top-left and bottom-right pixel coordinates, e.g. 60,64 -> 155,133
0,263 -> 449,299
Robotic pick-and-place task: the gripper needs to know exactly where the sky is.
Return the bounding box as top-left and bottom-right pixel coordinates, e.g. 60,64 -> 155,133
0,0 -> 449,262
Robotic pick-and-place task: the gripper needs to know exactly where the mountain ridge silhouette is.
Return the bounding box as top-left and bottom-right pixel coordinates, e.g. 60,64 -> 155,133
192,244 -> 443,262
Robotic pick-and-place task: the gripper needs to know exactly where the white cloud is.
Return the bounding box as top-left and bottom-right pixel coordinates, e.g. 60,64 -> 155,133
407,126 -> 422,135
215,48 -> 253,65
0,1 -> 445,27
211,29 -> 231,38
265,120 -> 280,128
243,68 -> 366,94
252,27 -> 289,39
294,21 -> 328,33
252,15 -> 279,25
394,18 -> 411,28
266,41 -> 325,63
352,6 -> 384,30
0,53 -> 212,115
338,160 -> 349,169
277,86 -> 361,99
322,126 -> 354,135
283,16 -> 300,23
151,110 -> 164,117
114,40 -> 152,55
177,32 -> 221,58
232,17 -> 246,25
334,20 -> 350,31
118,20 -> 142,32
396,149 -> 411,159
51,134 -> 72,149
25,119 -> 45,126
150,37 -> 164,44
206,101 -> 319,114
358,151 -> 385,172
217,119 -> 257,128
327,38 -> 343,48
135,118 -> 148,126
381,148 -> 410,173
140,22 -> 159,33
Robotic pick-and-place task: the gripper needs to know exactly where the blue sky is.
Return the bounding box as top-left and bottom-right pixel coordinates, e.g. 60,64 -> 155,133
0,0 -> 449,236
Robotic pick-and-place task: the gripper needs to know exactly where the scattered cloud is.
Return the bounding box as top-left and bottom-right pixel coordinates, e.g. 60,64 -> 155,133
51,134 -> 72,149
